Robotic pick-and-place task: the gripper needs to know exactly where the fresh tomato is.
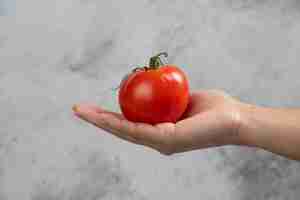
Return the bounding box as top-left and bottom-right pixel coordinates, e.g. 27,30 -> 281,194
118,52 -> 190,124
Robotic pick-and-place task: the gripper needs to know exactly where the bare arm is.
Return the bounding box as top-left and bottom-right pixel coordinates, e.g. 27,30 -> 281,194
73,90 -> 300,160
239,105 -> 300,160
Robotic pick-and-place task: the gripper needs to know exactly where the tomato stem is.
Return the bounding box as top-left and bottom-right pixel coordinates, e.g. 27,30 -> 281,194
149,52 -> 168,69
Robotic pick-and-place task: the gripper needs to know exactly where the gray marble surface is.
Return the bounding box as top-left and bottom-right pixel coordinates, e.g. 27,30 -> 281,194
0,0 -> 15,16
1,0 -> 300,199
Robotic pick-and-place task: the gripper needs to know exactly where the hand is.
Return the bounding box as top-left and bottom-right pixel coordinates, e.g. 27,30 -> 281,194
72,90 -> 243,155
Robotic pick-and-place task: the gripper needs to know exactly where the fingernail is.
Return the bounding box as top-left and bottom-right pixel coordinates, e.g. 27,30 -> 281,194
72,104 -> 79,113
72,105 -> 82,117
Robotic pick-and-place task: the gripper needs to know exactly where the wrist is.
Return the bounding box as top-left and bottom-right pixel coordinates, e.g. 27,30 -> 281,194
236,102 -> 261,147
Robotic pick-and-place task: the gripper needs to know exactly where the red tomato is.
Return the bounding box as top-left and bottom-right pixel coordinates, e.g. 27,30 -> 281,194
118,53 -> 189,124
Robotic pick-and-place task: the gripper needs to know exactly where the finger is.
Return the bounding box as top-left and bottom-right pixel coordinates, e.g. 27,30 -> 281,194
74,103 -> 105,113
101,115 -> 168,147
73,103 -> 125,120
73,104 -> 141,143
110,119 -> 176,154
73,104 -> 165,149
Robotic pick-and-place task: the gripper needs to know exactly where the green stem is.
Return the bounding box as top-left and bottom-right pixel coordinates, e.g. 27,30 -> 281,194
149,52 -> 168,69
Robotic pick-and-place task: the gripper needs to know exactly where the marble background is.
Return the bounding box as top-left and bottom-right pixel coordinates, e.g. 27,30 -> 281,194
1,0 -> 300,199
0,0 -> 15,16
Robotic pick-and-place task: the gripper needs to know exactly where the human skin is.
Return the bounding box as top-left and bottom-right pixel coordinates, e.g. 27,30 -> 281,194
73,90 -> 300,160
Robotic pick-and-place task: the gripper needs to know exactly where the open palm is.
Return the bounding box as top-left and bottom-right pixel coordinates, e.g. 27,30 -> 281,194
73,90 -> 242,155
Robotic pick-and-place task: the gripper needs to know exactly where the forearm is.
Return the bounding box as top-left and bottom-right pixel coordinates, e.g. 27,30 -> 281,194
239,104 -> 300,160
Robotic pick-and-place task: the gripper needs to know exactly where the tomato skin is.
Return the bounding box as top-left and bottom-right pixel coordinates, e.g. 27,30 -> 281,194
118,65 -> 189,124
